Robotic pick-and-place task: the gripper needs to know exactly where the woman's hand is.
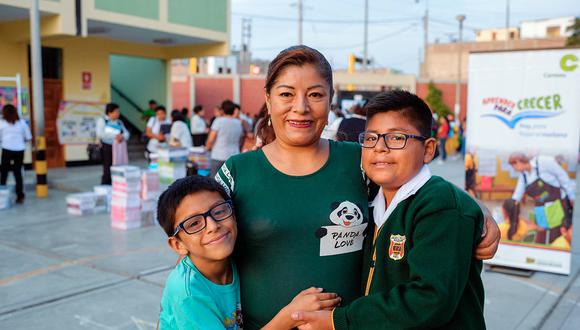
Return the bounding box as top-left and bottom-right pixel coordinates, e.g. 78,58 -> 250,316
262,287 -> 340,330
115,134 -> 124,143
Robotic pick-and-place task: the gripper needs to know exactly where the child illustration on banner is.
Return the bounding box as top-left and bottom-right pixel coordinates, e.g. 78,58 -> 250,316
508,152 -> 575,248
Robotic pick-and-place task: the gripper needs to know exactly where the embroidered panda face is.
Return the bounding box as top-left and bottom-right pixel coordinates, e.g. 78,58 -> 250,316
329,201 -> 364,227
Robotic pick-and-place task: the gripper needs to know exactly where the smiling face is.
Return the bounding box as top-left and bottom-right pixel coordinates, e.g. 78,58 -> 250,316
362,111 -> 436,194
169,191 -> 237,263
265,64 -> 331,147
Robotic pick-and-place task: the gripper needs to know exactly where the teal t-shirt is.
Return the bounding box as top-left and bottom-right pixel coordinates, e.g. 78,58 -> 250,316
216,140 -> 369,329
159,257 -> 242,330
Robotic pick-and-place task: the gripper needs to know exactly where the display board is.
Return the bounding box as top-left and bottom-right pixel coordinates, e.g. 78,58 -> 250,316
466,49 -> 579,275
56,101 -> 106,145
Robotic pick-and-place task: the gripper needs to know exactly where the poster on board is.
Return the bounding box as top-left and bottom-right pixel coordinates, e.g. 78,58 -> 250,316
56,101 -> 106,145
466,49 -> 579,275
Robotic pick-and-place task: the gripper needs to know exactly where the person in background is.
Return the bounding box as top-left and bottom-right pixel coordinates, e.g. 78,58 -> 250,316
206,100 -> 244,177
143,99 -> 157,121
509,152 -> 574,244
209,105 -> 223,127
190,105 -> 208,147
145,105 -> 171,156
181,107 -> 191,129
169,110 -> 192,148
336,102 -> 367,142
96,103 -> 130,185
498,199 -> 539,242
436,115 -> 450,164
0,104 -> 32,204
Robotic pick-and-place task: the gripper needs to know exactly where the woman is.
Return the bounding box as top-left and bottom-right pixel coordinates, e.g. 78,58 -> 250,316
95,103 -> 129,185
190,105 -> 208,146
206,100 -> 244,177
215,46 -> 500,330
169,110 -> 192,148
0,104 -> 32,204
145,105 -> 171,156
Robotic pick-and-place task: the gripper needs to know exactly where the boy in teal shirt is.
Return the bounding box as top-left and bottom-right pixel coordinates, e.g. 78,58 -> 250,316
157,176 -> 341,329
293,91 -> 486,329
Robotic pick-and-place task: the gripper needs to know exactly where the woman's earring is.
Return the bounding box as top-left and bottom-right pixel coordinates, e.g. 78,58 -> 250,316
268,117 -> 272,126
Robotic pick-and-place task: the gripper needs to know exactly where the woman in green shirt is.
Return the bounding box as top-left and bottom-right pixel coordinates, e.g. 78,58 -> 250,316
215,45 -> 499,330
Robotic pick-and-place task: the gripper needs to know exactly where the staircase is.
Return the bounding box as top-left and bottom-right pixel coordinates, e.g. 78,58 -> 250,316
111,84 -> 148,162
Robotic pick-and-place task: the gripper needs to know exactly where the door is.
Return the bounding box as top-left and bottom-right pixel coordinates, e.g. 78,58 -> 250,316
43,79 -> 64,167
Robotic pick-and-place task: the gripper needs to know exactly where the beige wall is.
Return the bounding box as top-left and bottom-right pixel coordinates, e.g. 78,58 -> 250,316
421,38 -> 568,82
333,71 -> 416,92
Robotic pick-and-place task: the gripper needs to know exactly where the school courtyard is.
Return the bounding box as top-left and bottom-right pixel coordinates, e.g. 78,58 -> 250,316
0,158 -> 579,329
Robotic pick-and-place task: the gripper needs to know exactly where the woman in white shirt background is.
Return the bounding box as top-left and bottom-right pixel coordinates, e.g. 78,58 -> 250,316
190,105 -> 208,146
145,105 -> 171,155
0,104 -> 32,203
169,109 -> 192,148
95,103 -> 130,185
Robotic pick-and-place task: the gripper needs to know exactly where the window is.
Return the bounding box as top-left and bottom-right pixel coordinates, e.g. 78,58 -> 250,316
546,26 -> 560,37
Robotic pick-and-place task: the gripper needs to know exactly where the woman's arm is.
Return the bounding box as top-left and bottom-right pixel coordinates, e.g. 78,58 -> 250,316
206,130 -> 217,151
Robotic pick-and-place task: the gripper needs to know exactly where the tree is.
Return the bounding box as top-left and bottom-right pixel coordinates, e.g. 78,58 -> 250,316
425,81 -> 451,118
566,17 -> 580,46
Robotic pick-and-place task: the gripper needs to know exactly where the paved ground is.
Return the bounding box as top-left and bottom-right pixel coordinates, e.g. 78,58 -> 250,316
0,157 -> 578,329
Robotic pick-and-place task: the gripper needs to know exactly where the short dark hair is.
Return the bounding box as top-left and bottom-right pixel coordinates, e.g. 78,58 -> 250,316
149,99 -> 157,105
365,90 -> 432,137
2,104 -> 19,124
155,105 -> 166,113
105,103 -> 119,115
171,109 -> 185,122
193,105 -> 203,114
221,100 -> 236,115
157,176 -> 230,237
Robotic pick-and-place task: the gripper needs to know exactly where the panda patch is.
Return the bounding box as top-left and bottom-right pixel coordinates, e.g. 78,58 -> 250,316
330,201 -> 364,227
316,201 -> 369,257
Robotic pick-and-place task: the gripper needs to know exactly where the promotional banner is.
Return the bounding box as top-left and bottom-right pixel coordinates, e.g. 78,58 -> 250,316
56,101 -> 106,145
0,87 -> 30,116
466,49 -> 579,275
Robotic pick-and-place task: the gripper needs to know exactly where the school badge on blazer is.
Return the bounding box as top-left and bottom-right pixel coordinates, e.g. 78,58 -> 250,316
389,234 -> 406,260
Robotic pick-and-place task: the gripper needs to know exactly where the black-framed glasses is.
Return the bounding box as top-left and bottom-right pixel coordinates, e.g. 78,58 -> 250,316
172,200 -> 234,236
358,132 -> 428,149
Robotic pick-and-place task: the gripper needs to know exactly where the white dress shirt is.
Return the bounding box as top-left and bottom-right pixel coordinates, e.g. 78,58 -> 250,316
512,156 -> 575,202
0,119 -> 32,151
371,165 -> 433,229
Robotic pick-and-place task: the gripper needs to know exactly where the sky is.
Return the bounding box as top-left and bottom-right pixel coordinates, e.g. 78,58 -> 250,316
230,0 -> 579,75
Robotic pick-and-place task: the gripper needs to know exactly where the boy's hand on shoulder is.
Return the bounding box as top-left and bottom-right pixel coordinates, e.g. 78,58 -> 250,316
291,310 -> 333,330
475,211 -> 500,260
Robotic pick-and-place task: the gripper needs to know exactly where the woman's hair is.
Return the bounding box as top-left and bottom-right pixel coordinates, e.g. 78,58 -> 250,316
255,103 -> 276,145
2,104 -> 19,124
193,105 -> 204,114
508,152 -> 530,166
181,107 -> 189,117
503,199 -> 520,240
257,45 -> 333,147
105,103 -> 119,115
171,109 -> 185,122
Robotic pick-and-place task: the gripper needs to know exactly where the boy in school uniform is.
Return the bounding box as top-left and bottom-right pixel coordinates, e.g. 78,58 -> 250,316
293,90 -> 486,329
157,176 -> 341,330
